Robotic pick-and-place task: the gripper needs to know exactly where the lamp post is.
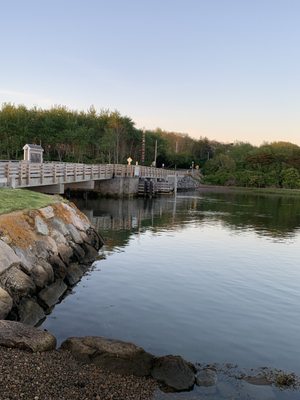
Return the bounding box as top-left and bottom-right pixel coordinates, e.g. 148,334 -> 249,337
141,128 -> 146,165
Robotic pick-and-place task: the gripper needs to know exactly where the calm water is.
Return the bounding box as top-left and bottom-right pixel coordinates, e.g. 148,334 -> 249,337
42,190 -> 300,396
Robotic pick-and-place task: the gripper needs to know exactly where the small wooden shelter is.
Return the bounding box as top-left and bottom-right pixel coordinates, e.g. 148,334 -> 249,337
23,144 -> 44,163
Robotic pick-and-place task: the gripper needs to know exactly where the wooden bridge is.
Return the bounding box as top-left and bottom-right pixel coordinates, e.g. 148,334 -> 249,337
0,161 -> 188,195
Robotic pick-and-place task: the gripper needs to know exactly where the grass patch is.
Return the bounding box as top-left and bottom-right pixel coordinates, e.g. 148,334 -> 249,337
0,188 -> 60,215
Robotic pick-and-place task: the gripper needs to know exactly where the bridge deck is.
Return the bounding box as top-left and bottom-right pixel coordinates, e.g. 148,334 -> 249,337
0,162 -> 183,189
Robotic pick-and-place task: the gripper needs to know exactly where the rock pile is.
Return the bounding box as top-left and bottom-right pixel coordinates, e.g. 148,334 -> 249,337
0,202 -> 103,325
61,336 -> 196,392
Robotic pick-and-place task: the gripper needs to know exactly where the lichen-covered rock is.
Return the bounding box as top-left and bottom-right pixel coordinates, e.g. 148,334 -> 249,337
0,320 -> 56,351
61,203 -> 90,231
0,201 -> 102,324
18,298 -> 45,326
38,279 -> 67,308
151,355 -> 195,392
0,287 -> 13,319
0,240 -> 21,275
61,336 -> 154,377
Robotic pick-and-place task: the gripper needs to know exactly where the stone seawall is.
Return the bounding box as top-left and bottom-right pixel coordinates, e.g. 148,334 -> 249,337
0,202 -> 103,325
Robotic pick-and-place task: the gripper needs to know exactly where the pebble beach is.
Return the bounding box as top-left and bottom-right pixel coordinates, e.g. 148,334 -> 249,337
0,347 -> 157,400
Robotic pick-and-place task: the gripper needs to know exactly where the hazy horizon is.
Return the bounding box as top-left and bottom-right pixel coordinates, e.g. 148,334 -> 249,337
1,0 -> 299,146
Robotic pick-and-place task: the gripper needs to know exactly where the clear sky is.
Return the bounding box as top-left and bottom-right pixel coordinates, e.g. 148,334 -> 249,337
0,0 -> 299,145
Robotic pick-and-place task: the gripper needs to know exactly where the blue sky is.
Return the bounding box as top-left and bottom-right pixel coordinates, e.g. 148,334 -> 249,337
0,0 -> 299,145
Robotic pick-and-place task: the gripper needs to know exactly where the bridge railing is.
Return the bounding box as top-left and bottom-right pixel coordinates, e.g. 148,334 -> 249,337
0,161 -> 178,188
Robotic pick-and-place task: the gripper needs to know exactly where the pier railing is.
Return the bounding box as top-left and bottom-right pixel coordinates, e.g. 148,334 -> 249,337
0,161 -> 181,188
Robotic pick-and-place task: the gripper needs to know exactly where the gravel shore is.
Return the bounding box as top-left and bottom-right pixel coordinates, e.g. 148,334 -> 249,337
0,346 -> 157,400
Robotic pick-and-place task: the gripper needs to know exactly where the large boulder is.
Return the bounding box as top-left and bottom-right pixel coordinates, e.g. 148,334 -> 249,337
0,287 -> 13,319
38,279 -> 68,308
35,216 -> 49,236
61,336 -> 154,377
0,266 -> 36,300
39,206 -> 55,219
18,298 -> 45,326
30,264 -> 53,289
66,224 -> 83,244
82,243 -> 99,263
0,240 -> 21,275
0,320 -> 56,351
48,255 -> 67,279
151,355 -> 195,392
57,243 -> 73,265
65,263 -> 85,286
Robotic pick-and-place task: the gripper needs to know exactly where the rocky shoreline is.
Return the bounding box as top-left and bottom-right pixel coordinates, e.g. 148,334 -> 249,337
1,320 -> 299,400
0,201 -> 103,325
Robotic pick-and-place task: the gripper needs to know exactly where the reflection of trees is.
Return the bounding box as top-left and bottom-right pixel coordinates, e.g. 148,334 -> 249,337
74,192 -> 300,250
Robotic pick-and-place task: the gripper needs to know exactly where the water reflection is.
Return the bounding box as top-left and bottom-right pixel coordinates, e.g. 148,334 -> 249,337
42,190 -> 300,400
75,191 -> 300,250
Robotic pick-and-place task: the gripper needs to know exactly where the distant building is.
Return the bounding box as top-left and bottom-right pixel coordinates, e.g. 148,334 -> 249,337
23,144 -> 44,163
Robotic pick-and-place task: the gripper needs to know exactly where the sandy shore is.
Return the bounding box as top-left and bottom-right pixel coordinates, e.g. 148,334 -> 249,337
0,346 -> 157,400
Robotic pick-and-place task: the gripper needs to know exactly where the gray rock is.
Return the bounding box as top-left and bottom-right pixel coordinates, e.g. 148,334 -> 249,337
37,260 -> 54,284
51,218 -> 69,236
61,336 -> 154,377
0,266 -> 36,300
86,228 -> 104,250
70,242 -> 85,262
57,244 -> 73,265
44,237 -> 58,255
34,238 -> 58,257
151,355 -> 195,392
13,247 -> 37,274
50,227 -> 68,246
65,263 -> 84,286
66,224 -> 83,244
34,240 -> 50,259
39,206 -> 54,219
35,216 -> 49,236
195,368 -> 217,387
31,264 -> 52,289
49,255 -> 67,279
18,298 -> 45,326
0,320 -> 56,351
0,287 -> 13,319
82,243 -> 99,263
0,240 -> 21,275
38,279 -> 67,308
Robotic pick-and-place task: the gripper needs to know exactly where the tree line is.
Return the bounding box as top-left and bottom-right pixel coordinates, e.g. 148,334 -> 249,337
203,141 -> 300,189
0,103 -> 210,168
0,103 -> 299,188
